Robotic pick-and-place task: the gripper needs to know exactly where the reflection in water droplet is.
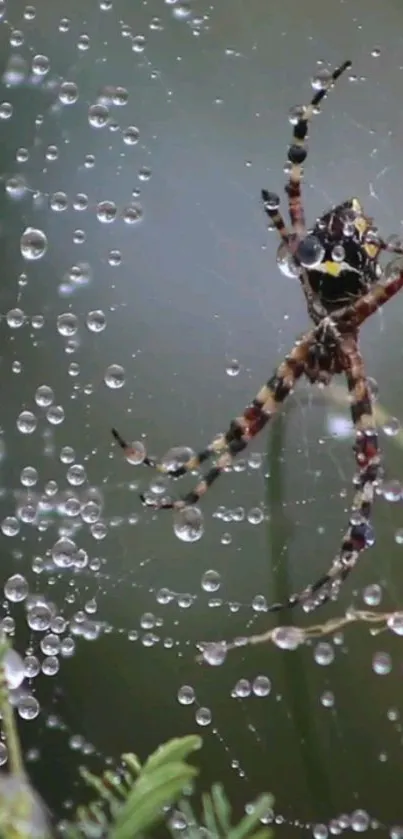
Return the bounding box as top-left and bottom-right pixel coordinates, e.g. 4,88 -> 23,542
173,506 -> 204,542
104,364 -> 125,389
20,227 -> 48,260
195,706 -> 212,726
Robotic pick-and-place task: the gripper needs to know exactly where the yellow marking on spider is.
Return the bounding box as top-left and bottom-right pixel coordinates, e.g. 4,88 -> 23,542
323,260 -> 343,277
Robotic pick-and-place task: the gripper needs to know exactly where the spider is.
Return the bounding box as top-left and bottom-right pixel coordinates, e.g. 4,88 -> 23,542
112,60 -> 403,613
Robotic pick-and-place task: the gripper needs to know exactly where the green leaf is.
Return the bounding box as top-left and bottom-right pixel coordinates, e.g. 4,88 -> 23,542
142,735 -> 202,775
110,761 -> 198,839
202,792 -> 219,838
228,795 -> 273,839
121,753 -> 142,777
211,783 -> 232,833
248,828 -> 272,839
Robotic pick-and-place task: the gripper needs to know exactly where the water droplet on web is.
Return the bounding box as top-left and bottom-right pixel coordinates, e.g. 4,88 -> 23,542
311,68 -> 332,91
42,656 -> 59,676
382,416 -> 400,437
371,48 -> 381,58
17,410 -> 37,434
20,227 -> 48,260
18,695 -> 40,720
247,507 -> 263,525
201,569 -> 221,592
173,3 -> 192,19
122,203 -> 143,224
320,691 -> 335,708
372,651 -> 392,675
2,517 -> 20,537
177,685 -> 195,705
88,103 -> 109,128
97,200 -> 117,223
312,824 -> 328,839
363,584 -> 382,606
132,34 -> 146,52
251,595 -> 267,612
160,446 -> 194,473
7,308 -> 25,328
202,642 -> 226,666
4,573 -> 29,602
123,125 -> 140,145
226,359 -> 240,376
387,613 -> 403,635
288,105 -> 304,125
272,626 -> 304,650
6,175 -> 27,200
173,506 -> 204,542
108,249 -> 122,266
57,313 -> 78,337
27,603 -> 52,632
195,706 -> 212,726
86,310 -> 107,333
104,363 -> 125,389
50,191 -> 68,212
381,479 -> 402,503
252,676 -> 271,697
234,678 -> 251,698
262,191 -> 280,211
25,656 -> 40,678
276,241 -> 299,278
59,81 -> 78,105
314,642 -> 334,666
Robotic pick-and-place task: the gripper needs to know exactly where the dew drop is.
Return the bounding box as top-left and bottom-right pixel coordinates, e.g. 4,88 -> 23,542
4,573 -> 28,602
104,364 -> 125,389
372,651 -> 392,675
252,675 -> 271,697
20,227 -> 48,260
177,685 -> 195,705
201,569 -> 221,592
173,506 -> 204,542
195,706 -> 212,726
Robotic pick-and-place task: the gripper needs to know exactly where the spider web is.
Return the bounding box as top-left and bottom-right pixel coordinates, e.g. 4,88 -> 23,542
2,0 -> 403,834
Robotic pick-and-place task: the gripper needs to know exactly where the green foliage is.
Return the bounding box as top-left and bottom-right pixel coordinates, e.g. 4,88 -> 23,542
71,735 -> 273,839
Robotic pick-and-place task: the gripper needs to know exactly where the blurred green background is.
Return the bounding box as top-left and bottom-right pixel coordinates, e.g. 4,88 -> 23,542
2,0 -> 403,834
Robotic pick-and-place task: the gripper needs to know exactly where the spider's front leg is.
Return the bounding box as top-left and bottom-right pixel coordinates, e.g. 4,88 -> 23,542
112,331 -> 317,510
285,60 -> 351,240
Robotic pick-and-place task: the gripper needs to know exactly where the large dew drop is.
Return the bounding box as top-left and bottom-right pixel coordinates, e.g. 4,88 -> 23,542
20,227 -> 48,260
173,506 -> 204,542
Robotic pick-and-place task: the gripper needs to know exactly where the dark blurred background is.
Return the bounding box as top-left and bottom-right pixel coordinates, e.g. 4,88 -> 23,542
2,0 -> 403,834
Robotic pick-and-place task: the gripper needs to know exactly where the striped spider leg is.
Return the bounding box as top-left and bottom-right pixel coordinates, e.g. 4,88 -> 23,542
267,330 -> 380,613
261,59 -> 351,321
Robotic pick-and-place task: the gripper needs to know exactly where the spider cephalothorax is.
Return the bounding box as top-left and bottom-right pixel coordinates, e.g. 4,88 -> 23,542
112,61 -> 403,615
306,197 -> 382,313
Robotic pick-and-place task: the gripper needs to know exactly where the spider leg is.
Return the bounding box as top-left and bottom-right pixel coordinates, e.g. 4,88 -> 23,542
261,190 -> 292,248
286,60 -> 351,240
335,257 -> 403,329
265,332 -> 379,613
136,333 -> 316,510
